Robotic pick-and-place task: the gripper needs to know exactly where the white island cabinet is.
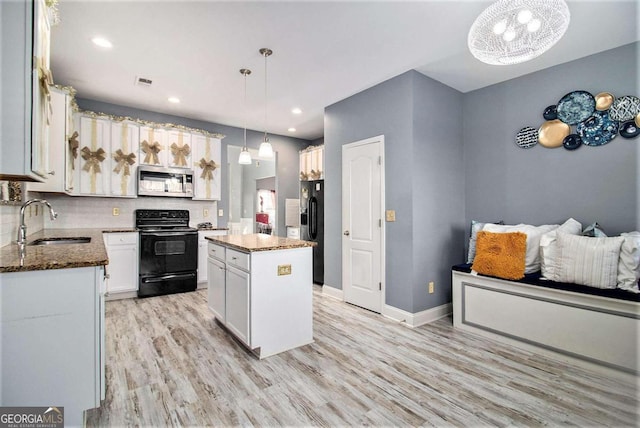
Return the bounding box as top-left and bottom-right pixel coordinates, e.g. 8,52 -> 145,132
206,234 -> 315,358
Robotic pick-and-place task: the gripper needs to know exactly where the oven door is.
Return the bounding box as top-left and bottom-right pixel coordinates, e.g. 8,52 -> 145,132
139,231 -> 198,275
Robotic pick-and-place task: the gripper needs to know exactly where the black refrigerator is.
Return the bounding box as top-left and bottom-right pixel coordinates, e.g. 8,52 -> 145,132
300,180 -> 324,284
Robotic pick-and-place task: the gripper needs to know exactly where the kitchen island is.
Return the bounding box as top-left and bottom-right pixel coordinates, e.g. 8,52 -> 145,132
205,233 -> 316,358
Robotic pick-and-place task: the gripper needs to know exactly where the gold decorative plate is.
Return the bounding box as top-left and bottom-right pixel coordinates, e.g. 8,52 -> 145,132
635,112 -> 640,127
538,120 -> 570,148
594,92 -> 614,111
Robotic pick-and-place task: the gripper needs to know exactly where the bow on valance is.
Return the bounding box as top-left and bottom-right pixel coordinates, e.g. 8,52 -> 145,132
68,131 -> 79,169
299,171 -> 309,181
171,143 -> 191,167
199,158 -> 218,180
141,140 -> 161,164
81,146 -> 106,173
113,149 -> 136,176
37,57 -> 53,125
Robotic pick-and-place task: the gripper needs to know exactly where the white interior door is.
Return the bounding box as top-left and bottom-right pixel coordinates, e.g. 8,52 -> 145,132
342,136 -> 384,313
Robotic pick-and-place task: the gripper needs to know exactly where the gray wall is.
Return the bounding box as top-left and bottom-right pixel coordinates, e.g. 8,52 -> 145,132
75,98 -> 310,235
324,70 -> 465,313
463,42 -> 639,237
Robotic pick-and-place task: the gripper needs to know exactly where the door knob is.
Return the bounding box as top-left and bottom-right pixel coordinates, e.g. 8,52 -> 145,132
343,230 -> 350,236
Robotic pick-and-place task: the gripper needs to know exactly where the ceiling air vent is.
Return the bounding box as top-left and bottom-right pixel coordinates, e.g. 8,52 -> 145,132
135,76 -> 153,86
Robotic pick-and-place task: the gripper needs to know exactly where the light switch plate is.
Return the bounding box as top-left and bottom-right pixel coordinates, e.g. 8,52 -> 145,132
112,207 -> 120,216
218,209 -> 224,217
386,210 -> 396,222
203,209 -> 209,218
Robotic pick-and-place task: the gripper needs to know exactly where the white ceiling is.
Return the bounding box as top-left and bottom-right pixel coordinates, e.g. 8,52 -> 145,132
51,1 -> 639,141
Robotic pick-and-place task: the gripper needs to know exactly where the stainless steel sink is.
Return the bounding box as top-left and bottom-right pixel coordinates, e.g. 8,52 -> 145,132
29,237 -> 91,246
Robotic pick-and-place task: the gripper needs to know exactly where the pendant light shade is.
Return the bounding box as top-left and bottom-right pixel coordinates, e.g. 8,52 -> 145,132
258,48 -> 274,158
239,68 -> 252,165
468,0 -> 570,65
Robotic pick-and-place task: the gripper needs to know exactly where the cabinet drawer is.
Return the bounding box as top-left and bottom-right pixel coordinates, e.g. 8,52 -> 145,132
208,242 -> 226,261
226,248 -> 249,271
104,232 -> 138,246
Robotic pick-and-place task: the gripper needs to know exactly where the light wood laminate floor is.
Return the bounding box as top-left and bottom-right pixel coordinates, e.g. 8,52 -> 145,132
86,288 -> 639,427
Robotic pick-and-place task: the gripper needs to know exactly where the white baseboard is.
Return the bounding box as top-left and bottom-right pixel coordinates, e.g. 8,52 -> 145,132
383,303 -> 452,328
322,284 -> 344,300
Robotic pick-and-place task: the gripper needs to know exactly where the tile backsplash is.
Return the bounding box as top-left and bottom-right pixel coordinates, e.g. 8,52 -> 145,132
0,201 -> 44,247
42,195 -> 218,229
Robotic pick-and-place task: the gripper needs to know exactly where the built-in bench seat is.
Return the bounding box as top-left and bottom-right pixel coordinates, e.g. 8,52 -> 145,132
452,264 -> 640,375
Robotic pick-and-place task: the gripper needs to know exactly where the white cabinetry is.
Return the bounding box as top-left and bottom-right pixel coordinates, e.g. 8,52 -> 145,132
299,145 -> 324,181
139,126 -> 168,167
0,0 -> 52,180
110,121 -> 140,197
74,114 -> 111,195
192,134 -> 222,200
207,242 -> 226,321
0,266 -> 105,426
198,230 -> 227,284
103,232 -> 138,299
206,240 -> 313,358
166,129 -> 192,169
28,86 -> 73,192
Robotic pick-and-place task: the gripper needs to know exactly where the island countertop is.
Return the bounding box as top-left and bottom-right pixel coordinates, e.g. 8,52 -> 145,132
0,228 -> 109,273
206,233 -> 316,253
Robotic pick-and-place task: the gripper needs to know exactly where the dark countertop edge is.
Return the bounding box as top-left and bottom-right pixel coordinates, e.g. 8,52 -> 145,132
1,258 -> 109,273
197,227 -> 229,231
205,236 -> 316,253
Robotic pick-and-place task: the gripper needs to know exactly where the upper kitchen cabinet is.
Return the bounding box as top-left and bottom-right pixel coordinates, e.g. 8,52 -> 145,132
166,130 -> 192,169
73,114 -> 111,196
299,145 -> 324,181
192,133 -> 222,200
29,86 -> 74,193
110,120 -> 139,197
0,0 -> 54,181
139,126 -> 168,167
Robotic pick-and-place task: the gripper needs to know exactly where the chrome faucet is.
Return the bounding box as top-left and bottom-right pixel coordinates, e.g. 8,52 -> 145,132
17,199 -> 58,245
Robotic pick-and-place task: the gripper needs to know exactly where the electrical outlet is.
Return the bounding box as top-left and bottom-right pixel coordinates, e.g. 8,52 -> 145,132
112,207 -> 120,216
428,281 -> 435,294
203,209 -> 209,218
218,209 -> 224,217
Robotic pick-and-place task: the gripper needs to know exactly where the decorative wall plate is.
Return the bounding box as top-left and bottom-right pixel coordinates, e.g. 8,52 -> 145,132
543,105 -> 557,120
636,113 -> 640,127
577,110 -> 619,146
515,127 -> 538,148
619,120 -> 640,139
609,95 -> 640,122
594,92 -> 614,111
538,119 -> 570,148
556,90 -> 596,125
562,134 -> 582,150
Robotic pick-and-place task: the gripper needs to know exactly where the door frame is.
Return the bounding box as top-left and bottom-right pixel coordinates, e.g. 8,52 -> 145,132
342,135 -> 386,313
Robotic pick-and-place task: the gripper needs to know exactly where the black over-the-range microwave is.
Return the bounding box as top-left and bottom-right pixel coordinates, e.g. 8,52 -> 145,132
137,165 -> 194,198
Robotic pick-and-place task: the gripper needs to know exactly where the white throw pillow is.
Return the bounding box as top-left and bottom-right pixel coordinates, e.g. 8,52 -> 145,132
482,223 -> 558,274
540,218 -> 582,281
557,232 -> 624,289
617,231 -> 640,293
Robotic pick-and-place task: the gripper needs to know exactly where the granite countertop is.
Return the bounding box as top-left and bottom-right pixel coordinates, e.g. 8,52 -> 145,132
0,229 -> 109,273
197,226 -> 229,231
206,233 -> 316,253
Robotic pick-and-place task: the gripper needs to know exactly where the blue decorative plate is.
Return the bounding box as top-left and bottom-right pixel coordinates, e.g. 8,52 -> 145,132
619,120 -> 640,139
577,110 -> 619,146
515,127 -> 538,148
557,91 -> 596,125
562,134 -> 582,150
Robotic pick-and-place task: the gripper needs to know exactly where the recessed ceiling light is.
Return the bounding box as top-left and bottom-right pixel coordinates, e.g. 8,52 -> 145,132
91,37 -> 112,48
288,127 -> 296,132
168,97 -> 180,104
291,108 -> 302,115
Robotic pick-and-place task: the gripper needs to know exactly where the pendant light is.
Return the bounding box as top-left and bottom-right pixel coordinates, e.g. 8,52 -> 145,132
258,48 -> 274,158
238,68 -> 252,165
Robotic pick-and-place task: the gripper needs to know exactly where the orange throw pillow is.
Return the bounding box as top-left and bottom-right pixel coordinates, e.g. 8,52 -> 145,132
471,231 -> 527,280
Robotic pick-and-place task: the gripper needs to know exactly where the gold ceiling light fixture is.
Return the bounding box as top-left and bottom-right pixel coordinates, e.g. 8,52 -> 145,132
238,68 -> 252,165
258,48 -> 274,159
468,0 -> 570,65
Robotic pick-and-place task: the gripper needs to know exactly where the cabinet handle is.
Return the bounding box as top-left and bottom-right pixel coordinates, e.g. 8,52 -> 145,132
232,256 -> 237,260
47,170 -> 55,176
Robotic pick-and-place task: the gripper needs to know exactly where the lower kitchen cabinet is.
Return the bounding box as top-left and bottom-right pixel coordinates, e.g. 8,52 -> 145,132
103,232 -> 138,299
197,229 -> 227,286
206,239 -> 313,358
0,266 -> 106,426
